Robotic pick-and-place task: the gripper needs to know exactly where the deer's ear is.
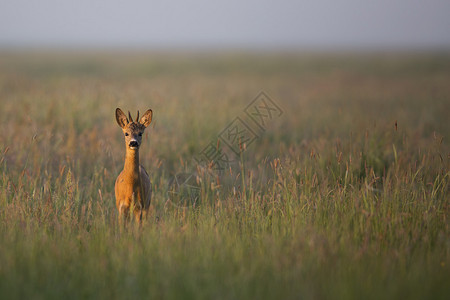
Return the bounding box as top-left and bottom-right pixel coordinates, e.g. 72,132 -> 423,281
139,109 -> 153,128
115,108 -> 128,128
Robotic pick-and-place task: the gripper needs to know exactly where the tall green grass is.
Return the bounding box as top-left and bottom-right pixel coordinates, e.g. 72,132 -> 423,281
0,51 -> 448,299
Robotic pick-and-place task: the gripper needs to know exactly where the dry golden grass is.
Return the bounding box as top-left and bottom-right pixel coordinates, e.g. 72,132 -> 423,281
0,51 -> 448,299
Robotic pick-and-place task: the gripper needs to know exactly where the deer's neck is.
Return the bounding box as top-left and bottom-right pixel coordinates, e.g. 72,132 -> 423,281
123,149 -> 140,182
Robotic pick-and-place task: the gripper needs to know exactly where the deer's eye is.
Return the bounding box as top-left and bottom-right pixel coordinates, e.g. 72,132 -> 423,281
125,133 -> 129,136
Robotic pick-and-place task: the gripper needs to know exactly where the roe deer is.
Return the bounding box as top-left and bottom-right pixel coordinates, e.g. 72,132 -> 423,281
115,108 -> 153,223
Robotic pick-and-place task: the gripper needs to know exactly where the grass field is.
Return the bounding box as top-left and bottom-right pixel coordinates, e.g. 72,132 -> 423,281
0,50 -> 449,299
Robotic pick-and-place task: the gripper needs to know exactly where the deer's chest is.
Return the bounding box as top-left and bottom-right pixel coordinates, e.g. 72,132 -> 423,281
116,173 -> 143,203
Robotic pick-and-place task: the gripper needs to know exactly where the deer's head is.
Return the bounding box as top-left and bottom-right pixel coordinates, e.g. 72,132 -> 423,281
116,108 -> 153,151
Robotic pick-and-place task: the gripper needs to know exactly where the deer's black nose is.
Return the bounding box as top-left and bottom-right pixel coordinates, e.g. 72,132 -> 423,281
129,140 -> 139,148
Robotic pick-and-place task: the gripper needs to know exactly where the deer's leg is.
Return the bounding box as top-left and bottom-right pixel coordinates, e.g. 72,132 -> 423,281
118,203 -> 131,226
133,198 -> 144,224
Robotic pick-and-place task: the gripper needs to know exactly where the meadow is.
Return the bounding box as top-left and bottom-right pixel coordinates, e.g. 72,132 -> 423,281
0,50 -> 448,299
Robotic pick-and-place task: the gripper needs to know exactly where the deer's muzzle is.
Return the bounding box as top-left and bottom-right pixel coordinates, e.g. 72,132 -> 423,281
129,140 -> 139,148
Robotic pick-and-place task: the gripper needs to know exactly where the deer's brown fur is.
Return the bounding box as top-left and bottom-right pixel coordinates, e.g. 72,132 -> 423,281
114,108 -> 153,222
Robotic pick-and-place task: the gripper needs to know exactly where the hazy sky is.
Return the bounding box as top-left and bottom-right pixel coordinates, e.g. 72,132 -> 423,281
1,0 -> 449,49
